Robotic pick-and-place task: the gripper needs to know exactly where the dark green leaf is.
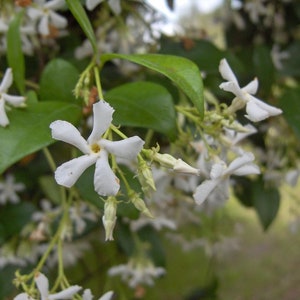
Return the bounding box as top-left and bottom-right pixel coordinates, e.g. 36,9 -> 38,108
39,59 -> 80,102
101,53 -> 204,116
66,0 -> 98,55
253,45 -> 275,96
105,81 -> 177,140
6,10 -> 25,94
0,102 -> 81,174
279,86 -> 300,138
281,41 -> 300,77
0,202 -> 35,239
253,179 -> 280,230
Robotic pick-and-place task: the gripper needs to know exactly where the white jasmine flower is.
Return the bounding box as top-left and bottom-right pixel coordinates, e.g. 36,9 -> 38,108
219,58 -> 282,122
0,68 -> 26,127
193,152 -> 260,205
27,0 -> 67,36
50,100 -> 144,196
0,174 -> 25,205
14,272 -> 81,300
86,0 -> 121,14
108,258 -> 165,288
83,289 -> 114,300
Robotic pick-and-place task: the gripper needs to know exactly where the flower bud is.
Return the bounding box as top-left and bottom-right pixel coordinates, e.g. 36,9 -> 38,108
130,192 -> 153,218
102,197 -> 117,241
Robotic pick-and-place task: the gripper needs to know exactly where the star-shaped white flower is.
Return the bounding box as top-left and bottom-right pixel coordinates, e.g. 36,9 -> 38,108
50,100 -> 144,196
83,289 -> 114,300
0,174 -> 25,205
219,58 -> 282,122
14,272 -> 81,300
27,0 -> 67,36
0,68 -> 26,127
193,152 -> 260,205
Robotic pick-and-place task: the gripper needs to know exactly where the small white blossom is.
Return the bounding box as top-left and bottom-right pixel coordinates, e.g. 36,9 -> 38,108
108,258 -> 165,288
0,174 -> 25,205
83,289 -> 114,300
50,100 -> 144,196
27,0 -> 67,36
219,58 -> 282,122
14,272 -> 81,300
0,68 -> 26,127
86,0 -> 121,14
193,152 -> 260,205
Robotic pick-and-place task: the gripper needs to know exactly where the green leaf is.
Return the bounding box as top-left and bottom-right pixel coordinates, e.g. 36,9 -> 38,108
66,0 -> 98,55
0,202 -> 35,240
105,81 -> 177,140
101,53 -> 204,116
253,179 -> 280,230
39,59 -> 80,102
0,102 -> 81,174
6,10 -> 25,94
253,45 -> 275,96
279,86 -> 300,138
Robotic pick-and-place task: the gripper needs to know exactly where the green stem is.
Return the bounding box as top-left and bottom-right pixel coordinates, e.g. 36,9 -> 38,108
94,66 -> 104,99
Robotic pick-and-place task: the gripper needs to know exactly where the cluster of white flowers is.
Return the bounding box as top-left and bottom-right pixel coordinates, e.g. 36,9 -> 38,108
14,272 -> 113,300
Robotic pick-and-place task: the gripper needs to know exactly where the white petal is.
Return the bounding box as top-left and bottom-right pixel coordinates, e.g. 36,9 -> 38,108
49,286 -> 82,300
38,16 -> 50,36
0,99 -> 9,127
3,94 -> 26,106
86,0 -> 103,10
27,8 -> 43,20
242,78 -> 258,94
49,11 -> 68,29
232,163 -> 260,176
108,0 -> 121,14
34,273 -> 49,300
219,82 -> 244,99
248,96 -> 282,118
55,155 -> 97,188
193,179 -> 220,205
87,100 -> 114,144
99,291 -> 114,300
210,162 -> 225,179
45,0 -> 65,10
0,68 -> 13,92
14,293 -> 34,300
225,152 -> 255,175
82,289 -> 93,300
245,100 -> 270,122
94,150 -> 120,196
219,59 -> 239,85
99,136 -> 144,160
50,120 -> 90,154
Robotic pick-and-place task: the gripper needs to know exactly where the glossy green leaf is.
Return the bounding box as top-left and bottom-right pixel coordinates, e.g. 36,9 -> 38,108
39,59 -> 80,102
6,10 -> 25,94
0,102 -> 81,174
253,178 -> 280,230
105,81 -> 177,140
101,53 -> 204,116
66,0 -> 98,55
279,86 -> 300,138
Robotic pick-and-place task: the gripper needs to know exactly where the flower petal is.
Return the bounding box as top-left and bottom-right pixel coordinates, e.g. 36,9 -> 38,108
245,100 -> 270,122
0,68 -> 12,92
248,96 -> 282,118
210,162 -> 225,179
94,150 -> 120,196
233,163 -> 260,176
49,11 -> 68,29
45,0 -> 65,10
50,120 -> 90,154
242,78 -> 258,94
225,152 -> 255,175
38,15 -> 50,36
82,289 -> 93,300
87,100 -> 114,144
193,179 -> 220,205
0,98 -> 9,127
55,155 -> 97,188
34,272 -> 49,300
86,0 -> 104,10
3,94 -> 26,106
219,59 -> 239,85
99,136 -> 144,160
99,291 -> 114,300
219,81 -> 244,99
49,286 -> 82,300
14,293 -> 34,300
